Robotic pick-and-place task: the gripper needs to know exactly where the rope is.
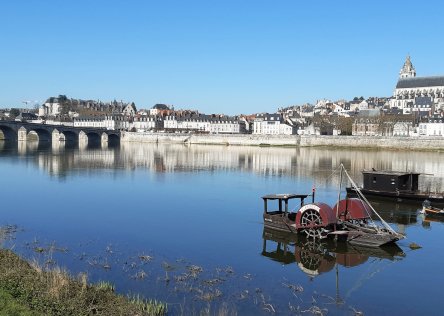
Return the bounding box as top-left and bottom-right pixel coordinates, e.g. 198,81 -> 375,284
340,164 -> 398,235
311,165 -> 342,191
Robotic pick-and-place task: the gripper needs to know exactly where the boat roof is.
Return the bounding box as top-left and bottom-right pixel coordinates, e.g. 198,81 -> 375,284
362,170 -> 421,176
262,193 -> 309,200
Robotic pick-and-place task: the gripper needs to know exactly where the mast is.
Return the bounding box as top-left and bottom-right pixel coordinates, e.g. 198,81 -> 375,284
336,165 -> 344,218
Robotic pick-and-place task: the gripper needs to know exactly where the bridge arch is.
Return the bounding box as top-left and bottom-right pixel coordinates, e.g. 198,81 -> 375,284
85,131 -> 101,145
0,125 -> 17,141
27,128 -> 52,142
79,130 -> 101,147
107,133 -> 120,146
61,130 -> 78,143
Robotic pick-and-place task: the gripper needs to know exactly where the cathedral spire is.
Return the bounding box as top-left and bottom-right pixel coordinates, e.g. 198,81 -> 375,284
399,55 -> 416,79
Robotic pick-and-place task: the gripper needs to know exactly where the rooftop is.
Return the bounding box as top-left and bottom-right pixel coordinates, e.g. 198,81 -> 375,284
362,169 -> 421,176
396,76 -> 444,89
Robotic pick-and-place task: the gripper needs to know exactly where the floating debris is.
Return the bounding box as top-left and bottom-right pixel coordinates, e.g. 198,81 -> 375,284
282,282 -> 304,293
45,258 -> 56,266
409,242 -> 422,250
105,245 -> 113,254
34,247 -> 45,253
243,273 -> 253,280
161,261 -> 175,271
102,263 -> 111,270
350,306 -> 364,316
139,254 -> 153,263
197,288 -> 223,302
132,269 -> 148,280
174,273 -> 189,282
202,278 -> 224,286
237,290 -> 249,300
300,306 -> 328,315
0,225 -> 19,242
262,303 -> 276,313
187,265 -> 203,278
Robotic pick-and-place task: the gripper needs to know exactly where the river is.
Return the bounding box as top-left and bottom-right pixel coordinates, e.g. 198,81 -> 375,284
0,141 -> 443,315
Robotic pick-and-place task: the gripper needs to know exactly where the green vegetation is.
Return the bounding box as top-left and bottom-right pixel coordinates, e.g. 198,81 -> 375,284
8,108 -> 20,119
0,288 -> 43,316
0,249 -> 166,316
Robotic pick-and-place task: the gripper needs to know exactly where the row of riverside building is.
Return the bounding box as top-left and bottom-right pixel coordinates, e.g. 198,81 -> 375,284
19,55 -> 444,137
72,112 -> 298,135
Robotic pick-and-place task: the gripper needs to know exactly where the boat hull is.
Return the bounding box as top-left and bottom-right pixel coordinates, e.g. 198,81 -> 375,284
263,213 -> 298,234
422,206 -> 444,218
263,214 -> 400,248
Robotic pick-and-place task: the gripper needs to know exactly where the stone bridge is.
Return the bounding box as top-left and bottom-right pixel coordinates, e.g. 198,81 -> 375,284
0,120 -> 120,146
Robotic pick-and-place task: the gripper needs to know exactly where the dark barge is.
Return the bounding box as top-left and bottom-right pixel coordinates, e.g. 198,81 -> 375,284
346,170 -> 444,204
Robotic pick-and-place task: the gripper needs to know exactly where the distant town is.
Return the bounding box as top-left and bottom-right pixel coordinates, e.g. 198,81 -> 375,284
1,56 -> 444,137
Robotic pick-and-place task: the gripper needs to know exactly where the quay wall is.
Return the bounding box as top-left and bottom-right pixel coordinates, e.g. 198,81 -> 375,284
120,132 -> 444,151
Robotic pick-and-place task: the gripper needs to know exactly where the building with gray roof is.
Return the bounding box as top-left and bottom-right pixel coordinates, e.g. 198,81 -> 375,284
390,56 -> 444,113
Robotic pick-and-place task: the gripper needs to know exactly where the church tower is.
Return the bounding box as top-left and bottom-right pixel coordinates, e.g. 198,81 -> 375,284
399,55 -> 416,79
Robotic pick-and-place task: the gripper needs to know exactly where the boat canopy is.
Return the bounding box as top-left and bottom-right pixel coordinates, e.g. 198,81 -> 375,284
262,194 -> 310,214
262,194 -> 309,201
361,170 -> 420,192
362,170 -> 421,176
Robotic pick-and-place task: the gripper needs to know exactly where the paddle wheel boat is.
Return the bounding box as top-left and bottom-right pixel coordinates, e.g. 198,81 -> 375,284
262,165 -> 404,248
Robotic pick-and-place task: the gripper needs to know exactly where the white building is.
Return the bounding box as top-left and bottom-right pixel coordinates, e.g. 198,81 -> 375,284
74,115 -> 131,130
209,118 -> 246,134
122,103 -> 137,117
253,113 -> 295,135
40,97 -> 61,116
149,104 -> 170,116
163,115 -> 246,134
390,56 -> 444,111
298,123 -> 320,135
177,117 -> 211,132
393,121 -> 415,136
419,117 -> 444,136
164,115 -> 178,130
132,116 -> 162,132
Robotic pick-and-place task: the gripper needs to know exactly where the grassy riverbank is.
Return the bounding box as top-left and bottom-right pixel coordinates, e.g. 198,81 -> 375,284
0,249 -> 166,316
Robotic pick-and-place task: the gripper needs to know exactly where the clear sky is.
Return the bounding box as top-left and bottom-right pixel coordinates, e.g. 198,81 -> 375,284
1,0 -> 443,114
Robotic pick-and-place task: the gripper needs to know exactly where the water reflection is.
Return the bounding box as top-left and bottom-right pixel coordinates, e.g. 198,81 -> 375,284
2,141 -> 443,314
261,227 -> 407,310
1,142 -> 444,187
262,228 -> 405,277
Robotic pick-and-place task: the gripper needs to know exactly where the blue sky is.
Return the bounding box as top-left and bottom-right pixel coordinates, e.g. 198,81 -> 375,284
1,0 -> 443,114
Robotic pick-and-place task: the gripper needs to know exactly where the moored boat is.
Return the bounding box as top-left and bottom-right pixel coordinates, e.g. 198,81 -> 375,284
420,200 -> 444,218
346,169 -> 444,205
262,164 -> 404,248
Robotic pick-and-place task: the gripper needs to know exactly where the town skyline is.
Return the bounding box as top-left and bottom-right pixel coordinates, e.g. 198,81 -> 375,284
1,1 -> 443,114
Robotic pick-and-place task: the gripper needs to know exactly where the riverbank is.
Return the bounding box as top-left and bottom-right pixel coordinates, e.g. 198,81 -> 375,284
0,247 -> 166,316
121,132 -> 444,151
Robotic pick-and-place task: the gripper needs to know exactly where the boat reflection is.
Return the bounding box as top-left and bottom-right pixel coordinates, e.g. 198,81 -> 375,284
261,228 -> 405,277
419,213 -> 444,229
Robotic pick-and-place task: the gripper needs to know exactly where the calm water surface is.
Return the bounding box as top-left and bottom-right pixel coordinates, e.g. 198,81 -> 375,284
1,141 -> 444,315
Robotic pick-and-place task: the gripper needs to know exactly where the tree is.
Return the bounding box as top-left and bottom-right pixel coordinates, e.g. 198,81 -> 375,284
335,117 -> 353,135
9,108 -> 20,118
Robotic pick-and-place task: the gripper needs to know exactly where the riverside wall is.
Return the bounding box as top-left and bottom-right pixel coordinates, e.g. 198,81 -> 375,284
120,132 -> 444,151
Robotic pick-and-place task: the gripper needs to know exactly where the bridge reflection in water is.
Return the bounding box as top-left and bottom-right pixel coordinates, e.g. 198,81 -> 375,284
1,138 -> 444,187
